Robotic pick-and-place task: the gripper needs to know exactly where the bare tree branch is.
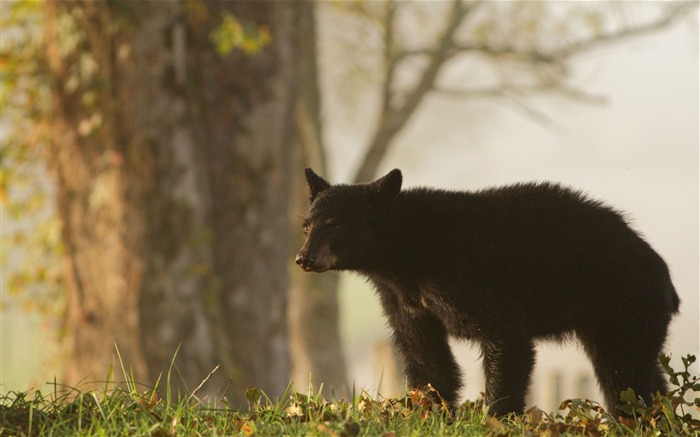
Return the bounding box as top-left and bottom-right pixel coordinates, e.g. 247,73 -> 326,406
350,1 -> 694,182
432,82 -> 608,129
381,0 -> 398,115
397,2 -> 697,66
398,44 -> 555,66
354,0 -> 480,182
505,95 -> 559,127
551,1 -> 697,59
433,83 -> 608,105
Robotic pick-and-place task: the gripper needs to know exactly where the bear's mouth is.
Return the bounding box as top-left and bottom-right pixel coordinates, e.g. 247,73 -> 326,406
300,263 -> 330,273
295,246 -> 337,273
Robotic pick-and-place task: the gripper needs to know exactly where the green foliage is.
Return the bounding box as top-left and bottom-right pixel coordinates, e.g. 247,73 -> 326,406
1,1 -> 65,318
0,382 -> 487,436
612,354 -> 700,434
2,355 -> 698,436
210,11 -> 271,57
1,0 -> 50,204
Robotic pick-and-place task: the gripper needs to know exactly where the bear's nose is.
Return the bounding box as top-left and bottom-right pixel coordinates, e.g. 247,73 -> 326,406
295,252 -> 314,271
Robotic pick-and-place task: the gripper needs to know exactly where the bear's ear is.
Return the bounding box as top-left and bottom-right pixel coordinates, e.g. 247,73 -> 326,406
367,169 -> 402,205
305,168 -> 331,202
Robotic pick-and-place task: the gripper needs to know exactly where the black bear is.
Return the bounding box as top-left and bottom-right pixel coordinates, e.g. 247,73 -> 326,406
295,168 -> 680,417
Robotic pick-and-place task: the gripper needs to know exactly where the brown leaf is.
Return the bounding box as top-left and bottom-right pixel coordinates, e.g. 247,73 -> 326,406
525,405 -> 547,425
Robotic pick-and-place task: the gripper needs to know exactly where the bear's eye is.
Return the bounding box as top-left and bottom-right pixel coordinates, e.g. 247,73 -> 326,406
302,223 -> 310,235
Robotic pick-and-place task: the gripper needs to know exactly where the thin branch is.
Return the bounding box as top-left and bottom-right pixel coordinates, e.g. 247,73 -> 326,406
550,84 -> 608,105
432,86 -> 505,99
397,2 -> 696,66
432,79 -> 608,130
354,0 -> 479,182
394,0 -> 476,118
506,95 -> 560,128
188,364 -> 221,403
433,83 -> 608,105
398,43 -> 555,66
435,85 -> 562,127
552,2 -> 697,59
381,0 -> 397,114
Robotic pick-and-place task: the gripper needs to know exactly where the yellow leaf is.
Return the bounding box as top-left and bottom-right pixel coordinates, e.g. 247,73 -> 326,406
241,420 -> 256,436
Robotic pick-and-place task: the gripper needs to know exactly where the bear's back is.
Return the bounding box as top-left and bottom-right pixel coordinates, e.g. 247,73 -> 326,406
385,182 -> 631,250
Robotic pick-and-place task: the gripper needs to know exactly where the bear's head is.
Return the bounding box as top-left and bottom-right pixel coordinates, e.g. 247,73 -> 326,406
295,168 -> 402,272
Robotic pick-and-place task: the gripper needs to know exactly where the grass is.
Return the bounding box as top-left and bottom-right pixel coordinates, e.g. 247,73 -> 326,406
1,355 -> 698,436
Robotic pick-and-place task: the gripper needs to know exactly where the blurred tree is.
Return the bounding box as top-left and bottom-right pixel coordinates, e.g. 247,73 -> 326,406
3,0 -> 347,403
36,0 -> 304,404
287,2 -> 348,396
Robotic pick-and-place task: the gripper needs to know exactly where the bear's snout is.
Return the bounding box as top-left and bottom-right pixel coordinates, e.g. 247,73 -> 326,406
295,244 -> 337,272
295,251 -> 315,272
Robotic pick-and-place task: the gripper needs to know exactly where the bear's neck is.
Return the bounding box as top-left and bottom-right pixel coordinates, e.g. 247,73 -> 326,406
368,188 -> 482,275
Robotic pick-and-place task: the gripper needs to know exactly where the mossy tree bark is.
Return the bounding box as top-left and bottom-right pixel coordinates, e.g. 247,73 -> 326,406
46,0 -> 307,404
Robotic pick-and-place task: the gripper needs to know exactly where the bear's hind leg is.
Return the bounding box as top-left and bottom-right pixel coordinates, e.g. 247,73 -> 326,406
577,325 -> 669,416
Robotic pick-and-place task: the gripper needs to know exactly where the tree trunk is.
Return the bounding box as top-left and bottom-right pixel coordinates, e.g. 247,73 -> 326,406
46,0 -> 152,387
46,0 -> 301,405
288,0 -> 348,397
189,0 -> 296,402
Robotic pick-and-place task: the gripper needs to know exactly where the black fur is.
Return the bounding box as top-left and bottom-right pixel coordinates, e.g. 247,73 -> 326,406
296,168 -> 680,417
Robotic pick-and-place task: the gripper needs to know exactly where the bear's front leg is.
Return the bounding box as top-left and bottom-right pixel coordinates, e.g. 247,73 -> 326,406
389,309 -> 463,405
481,338 -> 536,417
